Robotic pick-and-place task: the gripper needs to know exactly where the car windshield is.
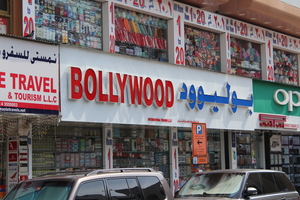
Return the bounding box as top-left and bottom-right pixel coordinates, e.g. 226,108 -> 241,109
4,180 -> 71,200
176,172 -> 245,198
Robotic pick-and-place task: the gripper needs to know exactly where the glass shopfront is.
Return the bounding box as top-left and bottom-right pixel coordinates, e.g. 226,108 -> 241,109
113,126 -> 170,179
177,128 -> 221,187
32,124 -> 103,177
236,132 -> 261,169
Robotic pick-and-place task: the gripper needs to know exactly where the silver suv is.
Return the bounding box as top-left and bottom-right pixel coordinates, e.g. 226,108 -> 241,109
175,169 -> 300,200
4,168 -> 174,200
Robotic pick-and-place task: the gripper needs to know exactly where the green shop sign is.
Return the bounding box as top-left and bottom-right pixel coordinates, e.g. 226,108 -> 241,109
253,79 -> 300,116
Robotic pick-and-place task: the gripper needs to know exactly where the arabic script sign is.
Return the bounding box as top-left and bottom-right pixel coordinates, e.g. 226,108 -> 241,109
0,37 -> 59,115
178,82 -> 253,114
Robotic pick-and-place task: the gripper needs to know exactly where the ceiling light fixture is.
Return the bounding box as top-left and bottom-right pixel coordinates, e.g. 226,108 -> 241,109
250,18 -> 257,20
264,22 -> 271,24
276,25 -> 283,28
285,28 -> 291,31
239,13 -> 246,16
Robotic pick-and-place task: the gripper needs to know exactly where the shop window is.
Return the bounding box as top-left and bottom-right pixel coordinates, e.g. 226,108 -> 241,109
184,26 -> 221,71
0,0 -> 8,12
230,37 -> 261,78
35,0 -> 102,49
113,127 -> 170,179
0,0 -> 9,35
0,17 -> 8,34
177,129 -> 221,187
32,125 -> 103,177
115,7 -> 168,62
236,132 -> 261,169
273,49 -> 298,85
281,135 -> 300,191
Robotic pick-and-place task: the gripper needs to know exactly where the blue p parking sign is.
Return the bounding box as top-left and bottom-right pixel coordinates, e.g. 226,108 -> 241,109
196,125 -> 202,134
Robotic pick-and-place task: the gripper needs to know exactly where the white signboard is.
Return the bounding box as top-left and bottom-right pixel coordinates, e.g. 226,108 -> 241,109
61,46 -> 256,130
0,37 -> 59,115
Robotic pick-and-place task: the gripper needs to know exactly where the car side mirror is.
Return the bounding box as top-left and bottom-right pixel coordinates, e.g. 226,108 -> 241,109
246,187 -> 258,196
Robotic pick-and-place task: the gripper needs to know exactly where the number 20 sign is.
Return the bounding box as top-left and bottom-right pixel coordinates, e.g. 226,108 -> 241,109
23,0 -> 35,38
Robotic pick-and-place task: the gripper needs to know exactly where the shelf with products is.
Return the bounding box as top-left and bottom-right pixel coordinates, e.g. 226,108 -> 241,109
281,135 -> 300,186
32,126 -> 103,177
273,49 -> 298,85
230,37 -> 261,78
270,151 -> 283,172
236,133 -> 253,168
113,127 -> 170,177
35,0 -> 102,49
184,26 -> 221,71
114,7 -> 168,62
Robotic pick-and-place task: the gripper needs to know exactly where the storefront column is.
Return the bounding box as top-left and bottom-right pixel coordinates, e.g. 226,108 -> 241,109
220,129 -> 226,169
169,2 -> 185,65
228,131 -> 237,169
220,32 -> 230,74
103,124 -> 113,169
101,1 -> 113,53
169,127 -> 179,194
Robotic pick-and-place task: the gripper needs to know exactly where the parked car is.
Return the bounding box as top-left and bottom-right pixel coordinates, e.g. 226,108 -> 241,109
175,169 -> 300,200
4,168 -> 174,200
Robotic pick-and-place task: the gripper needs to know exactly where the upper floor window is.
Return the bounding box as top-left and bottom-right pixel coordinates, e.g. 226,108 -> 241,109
0,0 -> 9,34
230,37 -> 261,79
115,6 -> 168,62
35,0 -> 102,49
185,26 -> 221,71
274,49 -> 298,85
0,0 -> 8,12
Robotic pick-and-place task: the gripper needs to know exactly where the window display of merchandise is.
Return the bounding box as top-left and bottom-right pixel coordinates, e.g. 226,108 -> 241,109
185,26 -> 221,71
281,135 -> 300,191
178,130 -> 221,187
273,49 -> 298,85
236,132 -> 260,169
32,126 -> 102,177
113,127 -> 170,178
230,37 -> 261,78
115,7 -> 168,62
35,0 -> 102,49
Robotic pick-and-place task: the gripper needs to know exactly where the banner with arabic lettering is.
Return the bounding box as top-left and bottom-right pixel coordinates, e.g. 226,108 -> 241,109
0,36 -> 59,115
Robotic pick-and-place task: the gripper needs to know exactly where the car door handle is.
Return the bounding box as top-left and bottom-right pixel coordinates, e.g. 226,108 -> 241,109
281,197 -> 286,200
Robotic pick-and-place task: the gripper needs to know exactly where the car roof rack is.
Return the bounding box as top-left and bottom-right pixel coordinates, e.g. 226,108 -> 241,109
37,170 -> 90,177
86,168 -> 157,176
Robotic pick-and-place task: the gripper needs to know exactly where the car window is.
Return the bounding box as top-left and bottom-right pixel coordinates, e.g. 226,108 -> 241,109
107,178 -> 131,200
76,180 -> 108,200
261,173 -> 277,194
4,180 -> 71,200
127,178 -> 143,200
175,173 -> 244,198
137,176 -> 166,200
273,173 -> 295,192
246,173 -> 263,195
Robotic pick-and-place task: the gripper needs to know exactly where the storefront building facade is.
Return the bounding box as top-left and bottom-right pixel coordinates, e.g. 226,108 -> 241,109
0,35 -> 60,195
1,0 -> 300,196
253,79 -> 300,191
